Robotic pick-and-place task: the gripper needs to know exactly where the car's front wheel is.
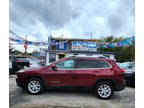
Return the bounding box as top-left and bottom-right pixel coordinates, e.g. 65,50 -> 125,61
95,81 -> 113,99
26,78 -> 44,95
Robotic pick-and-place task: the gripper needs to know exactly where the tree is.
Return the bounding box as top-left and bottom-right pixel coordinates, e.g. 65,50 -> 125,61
98,46 -> 135,62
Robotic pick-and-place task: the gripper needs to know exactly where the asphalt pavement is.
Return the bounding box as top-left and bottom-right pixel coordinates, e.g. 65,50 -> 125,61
9,75 -> 135,108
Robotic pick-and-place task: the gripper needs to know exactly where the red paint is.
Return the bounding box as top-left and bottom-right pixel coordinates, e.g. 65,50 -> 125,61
16,60 -> 23,62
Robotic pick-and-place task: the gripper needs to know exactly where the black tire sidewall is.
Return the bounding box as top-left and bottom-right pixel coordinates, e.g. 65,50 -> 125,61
26,78 -> 44,95
95,81 -> 113,100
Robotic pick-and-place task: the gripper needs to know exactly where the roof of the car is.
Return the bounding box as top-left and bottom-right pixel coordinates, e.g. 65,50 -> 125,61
64,56 -> 112,61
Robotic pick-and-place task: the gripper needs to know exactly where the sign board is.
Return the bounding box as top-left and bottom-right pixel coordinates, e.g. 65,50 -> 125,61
71,41 -> 97,51
57,42 -> 66,50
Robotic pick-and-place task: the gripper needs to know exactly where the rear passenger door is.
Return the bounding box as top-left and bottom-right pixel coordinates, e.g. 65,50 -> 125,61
72,59 -> 111,86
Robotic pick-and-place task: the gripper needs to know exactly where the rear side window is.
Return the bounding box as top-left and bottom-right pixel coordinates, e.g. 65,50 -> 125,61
75,59 -> 110,69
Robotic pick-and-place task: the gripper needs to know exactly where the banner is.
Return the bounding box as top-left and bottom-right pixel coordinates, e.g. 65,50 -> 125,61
72,41 -> 97,51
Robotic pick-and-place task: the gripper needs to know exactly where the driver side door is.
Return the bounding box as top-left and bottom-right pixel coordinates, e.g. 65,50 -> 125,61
45,59 -> 75,86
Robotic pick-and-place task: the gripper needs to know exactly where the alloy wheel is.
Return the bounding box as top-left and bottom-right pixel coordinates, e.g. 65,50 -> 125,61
28,80 -> 41,94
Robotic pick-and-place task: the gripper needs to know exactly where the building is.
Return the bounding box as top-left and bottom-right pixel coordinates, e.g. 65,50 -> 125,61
45,37 -> 117,65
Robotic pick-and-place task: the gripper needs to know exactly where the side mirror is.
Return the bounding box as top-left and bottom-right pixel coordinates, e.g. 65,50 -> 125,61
51,65 -> 57,71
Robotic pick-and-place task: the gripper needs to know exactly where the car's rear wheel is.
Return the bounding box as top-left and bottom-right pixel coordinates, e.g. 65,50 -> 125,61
95,81 -> 113,99
26,78 -> 44,95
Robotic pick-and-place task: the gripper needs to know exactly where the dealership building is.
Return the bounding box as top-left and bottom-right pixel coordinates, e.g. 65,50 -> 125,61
44,37 -> 117,65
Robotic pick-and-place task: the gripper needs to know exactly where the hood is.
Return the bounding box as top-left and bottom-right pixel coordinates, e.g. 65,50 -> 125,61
25,66 -> 48,72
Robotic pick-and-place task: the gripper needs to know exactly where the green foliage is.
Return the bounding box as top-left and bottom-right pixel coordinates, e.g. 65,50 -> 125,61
97,36 -> 124,43
98,46 -> 135,62
105,36 -> 113,42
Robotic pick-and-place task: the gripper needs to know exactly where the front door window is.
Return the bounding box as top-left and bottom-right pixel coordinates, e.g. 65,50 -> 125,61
55,59 -> 75,69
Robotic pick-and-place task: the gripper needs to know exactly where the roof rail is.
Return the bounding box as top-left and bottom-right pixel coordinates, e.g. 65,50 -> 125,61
66,55 -> 108,58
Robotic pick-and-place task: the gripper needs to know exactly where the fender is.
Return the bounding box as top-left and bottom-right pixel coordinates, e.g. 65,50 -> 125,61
24,75 -> 47,89
93,77 -> 117,90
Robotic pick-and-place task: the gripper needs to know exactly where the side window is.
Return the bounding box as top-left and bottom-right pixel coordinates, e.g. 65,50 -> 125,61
75,59 -> 110,68
55,59 -> 75,69
75,59 -> 95,68
96,60 -> 110,68
131,63 -> 135,67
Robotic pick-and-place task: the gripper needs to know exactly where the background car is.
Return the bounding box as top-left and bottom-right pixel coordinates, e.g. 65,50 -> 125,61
27,58 -> 44,68
10,55 -> 30,73
9,60 -> 12,74
119,62 -> 135,87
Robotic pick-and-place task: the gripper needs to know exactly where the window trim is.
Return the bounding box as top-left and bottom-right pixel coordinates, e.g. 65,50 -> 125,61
54,58 -> 112,70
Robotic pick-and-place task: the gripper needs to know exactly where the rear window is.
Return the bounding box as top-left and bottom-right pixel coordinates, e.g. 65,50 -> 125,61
75,59 -> 110,69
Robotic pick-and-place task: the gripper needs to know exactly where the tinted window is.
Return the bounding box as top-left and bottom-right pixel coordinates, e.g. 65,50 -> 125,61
75,59 -> 110,68
130,63 -> 135,68
55,59 -> 75,69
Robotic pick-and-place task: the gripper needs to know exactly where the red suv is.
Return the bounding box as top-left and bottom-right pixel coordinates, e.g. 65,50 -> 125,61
16,56 -> 125,99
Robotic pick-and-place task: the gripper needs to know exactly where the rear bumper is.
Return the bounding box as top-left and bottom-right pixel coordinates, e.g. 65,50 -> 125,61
115,80 -> 125,91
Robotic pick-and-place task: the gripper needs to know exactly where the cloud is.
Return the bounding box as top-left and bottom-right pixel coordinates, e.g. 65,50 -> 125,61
107,0 -> 135,31
9,0 -> 135,42
10,0 -> 81,28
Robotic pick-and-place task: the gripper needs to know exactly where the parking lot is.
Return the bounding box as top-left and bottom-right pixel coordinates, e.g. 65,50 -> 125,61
9,75 -> 135,108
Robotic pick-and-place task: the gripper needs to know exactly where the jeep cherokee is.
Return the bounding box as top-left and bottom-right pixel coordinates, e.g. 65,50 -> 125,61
16,56 -> 125,99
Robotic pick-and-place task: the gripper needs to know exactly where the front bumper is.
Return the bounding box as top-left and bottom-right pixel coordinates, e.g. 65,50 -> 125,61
16,78 -> 25,88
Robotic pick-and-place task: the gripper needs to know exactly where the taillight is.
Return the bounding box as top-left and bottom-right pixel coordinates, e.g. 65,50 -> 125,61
37,62 -> 41,64
120,68 -> 125,73
117,68 -> 125,79
16,60 -> 23,62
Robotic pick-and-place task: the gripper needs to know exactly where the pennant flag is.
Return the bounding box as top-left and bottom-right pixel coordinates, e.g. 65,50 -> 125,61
16,39 -> 20,43
28,41 -> 33,45
24,44 -> 27,49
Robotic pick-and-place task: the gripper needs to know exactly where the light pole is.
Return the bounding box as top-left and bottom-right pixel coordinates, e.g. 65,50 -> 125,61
25,35 -> 27,56
91,32 -> 92,40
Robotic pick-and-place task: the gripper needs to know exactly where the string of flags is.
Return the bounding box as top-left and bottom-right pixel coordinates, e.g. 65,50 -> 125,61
9,36 -> 135,49
9,38 -> 67,46
98,36 -> 135,48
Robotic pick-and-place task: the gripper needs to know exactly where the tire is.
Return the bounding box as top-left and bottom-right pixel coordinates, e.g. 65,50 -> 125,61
9,68 -> 12,75
95,81 -> 113,100
26,78 -> 45,95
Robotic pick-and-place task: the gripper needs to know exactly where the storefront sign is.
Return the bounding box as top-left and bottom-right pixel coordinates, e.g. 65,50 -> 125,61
72,41 -> 97,51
